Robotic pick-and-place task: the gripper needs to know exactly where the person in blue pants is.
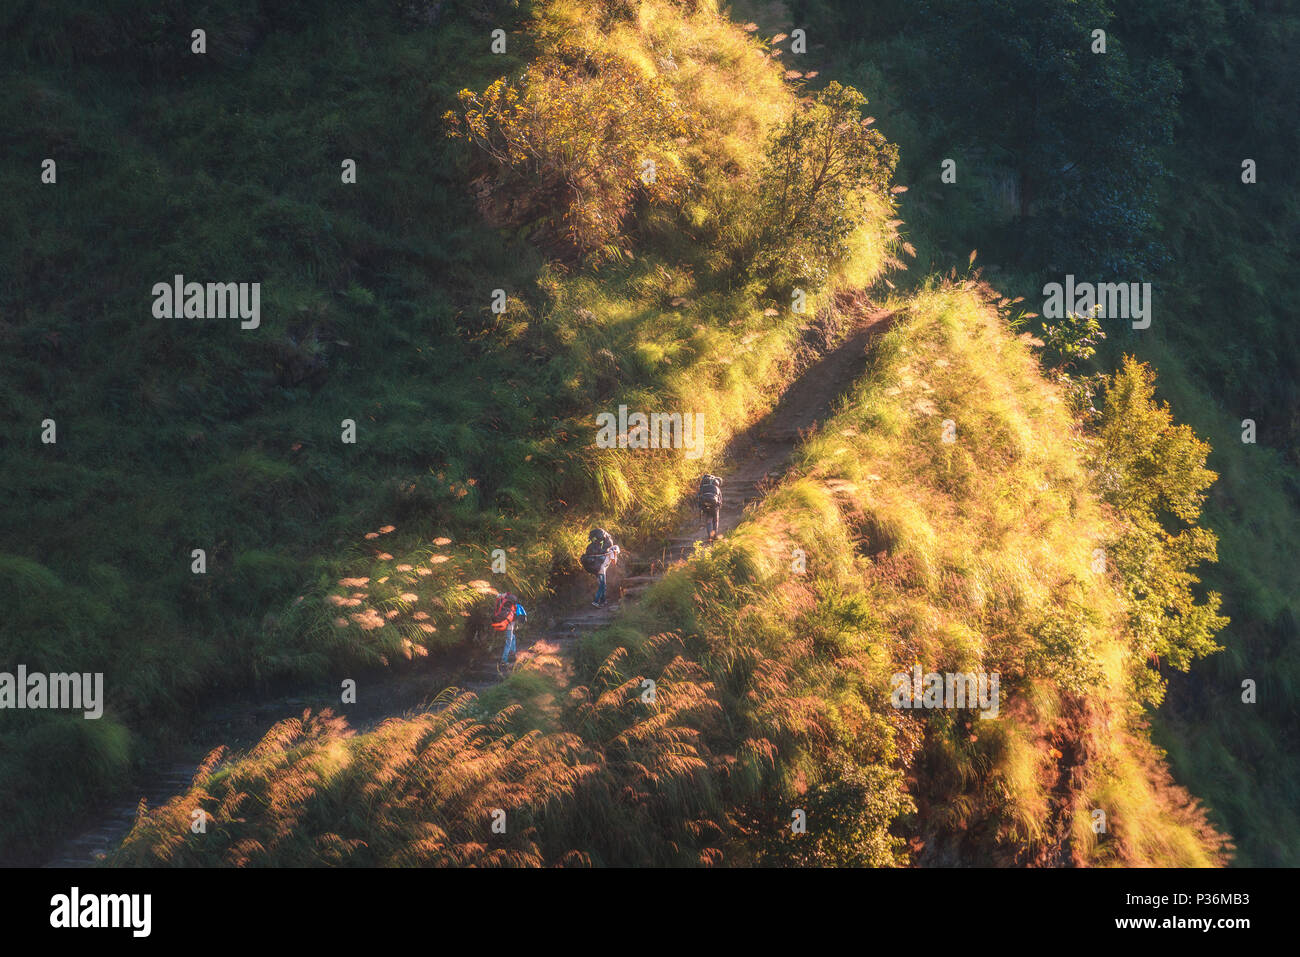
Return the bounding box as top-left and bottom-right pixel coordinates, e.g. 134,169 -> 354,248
501,598 -> 527,663
593,544 -> 619,607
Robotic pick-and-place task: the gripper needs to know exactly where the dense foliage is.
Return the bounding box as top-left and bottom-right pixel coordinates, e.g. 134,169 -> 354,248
446,43 -> 693,262
1093,357 -> 1227,705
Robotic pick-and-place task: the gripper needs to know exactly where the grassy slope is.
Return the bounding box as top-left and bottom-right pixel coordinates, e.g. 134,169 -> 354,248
112,285 -> 1225,866
791,0 -> 1299,865
0,0 -> 896,860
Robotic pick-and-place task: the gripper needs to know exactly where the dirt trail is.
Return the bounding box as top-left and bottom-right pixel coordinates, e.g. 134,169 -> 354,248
40,299 -> 896,868
465,299 -> 897,687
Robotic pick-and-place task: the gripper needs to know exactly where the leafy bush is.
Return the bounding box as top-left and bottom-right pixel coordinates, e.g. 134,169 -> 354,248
1041,306 -> 1105,371
751,82 -> 899,288
445,43 -> 693,262
763,756 -> 913,867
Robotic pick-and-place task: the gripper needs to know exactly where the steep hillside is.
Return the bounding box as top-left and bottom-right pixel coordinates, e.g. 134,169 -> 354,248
112,285 -> 1227,866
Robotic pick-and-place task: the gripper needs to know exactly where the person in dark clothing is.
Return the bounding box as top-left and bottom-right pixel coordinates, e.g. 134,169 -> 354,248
697,473 -> 723,541
581,528 -> 620,607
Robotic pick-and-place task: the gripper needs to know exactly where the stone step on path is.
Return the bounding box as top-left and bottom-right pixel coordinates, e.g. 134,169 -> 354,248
617,575 -> 658,592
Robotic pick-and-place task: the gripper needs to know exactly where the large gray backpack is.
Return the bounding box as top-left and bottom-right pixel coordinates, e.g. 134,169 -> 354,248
698,475 -> 721,507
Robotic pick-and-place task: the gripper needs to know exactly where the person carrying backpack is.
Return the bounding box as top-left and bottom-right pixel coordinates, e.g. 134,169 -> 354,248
490,591 -> 527,664
697,473 -> 723,541
580,527 -> 620,607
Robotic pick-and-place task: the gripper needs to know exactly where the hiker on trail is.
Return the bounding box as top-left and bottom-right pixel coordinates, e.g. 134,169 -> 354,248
697,473 -> 723,541
491,591 -> 527,664
581,527 -> 620,607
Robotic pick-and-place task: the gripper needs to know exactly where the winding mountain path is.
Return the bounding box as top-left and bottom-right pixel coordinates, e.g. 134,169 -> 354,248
41,297 -> 896,867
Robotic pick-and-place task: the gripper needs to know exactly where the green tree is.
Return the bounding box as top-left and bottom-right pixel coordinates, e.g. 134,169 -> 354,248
445,42 -> 692,262
1093,357 -> 1227,705
751,81 -> 898,288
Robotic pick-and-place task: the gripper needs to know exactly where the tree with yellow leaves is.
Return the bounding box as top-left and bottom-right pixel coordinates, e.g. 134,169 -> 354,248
445,43 -> 693,262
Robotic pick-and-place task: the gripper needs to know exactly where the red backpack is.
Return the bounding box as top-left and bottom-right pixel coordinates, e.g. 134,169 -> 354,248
490,593 -> 517,631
